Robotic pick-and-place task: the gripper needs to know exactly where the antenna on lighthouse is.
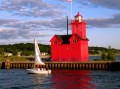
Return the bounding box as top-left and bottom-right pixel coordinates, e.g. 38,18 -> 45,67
67,16 -> 68,35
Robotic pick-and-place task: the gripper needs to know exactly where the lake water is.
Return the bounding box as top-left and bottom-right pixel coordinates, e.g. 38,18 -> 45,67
0,55 -> 120,89
89,55 -> 120,61
1,69 -> 120,89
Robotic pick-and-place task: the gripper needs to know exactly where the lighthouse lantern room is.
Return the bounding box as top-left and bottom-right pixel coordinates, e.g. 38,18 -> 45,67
75,12 -> 82,22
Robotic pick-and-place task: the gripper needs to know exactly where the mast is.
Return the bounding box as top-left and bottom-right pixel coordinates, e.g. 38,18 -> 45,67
33,23 -> 35,68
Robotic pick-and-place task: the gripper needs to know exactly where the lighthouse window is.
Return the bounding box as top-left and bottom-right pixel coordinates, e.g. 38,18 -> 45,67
54,40 -> 57,44
73,38 -> 77,43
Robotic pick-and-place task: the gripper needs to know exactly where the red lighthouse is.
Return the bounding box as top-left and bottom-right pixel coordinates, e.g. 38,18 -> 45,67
50,12 -> 89,62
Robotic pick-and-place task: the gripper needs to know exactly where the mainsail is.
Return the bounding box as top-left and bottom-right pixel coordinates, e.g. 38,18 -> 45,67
34,38 -> 45,65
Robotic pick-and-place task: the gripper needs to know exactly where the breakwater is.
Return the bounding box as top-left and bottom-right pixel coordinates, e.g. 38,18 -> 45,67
1,60 -> 120,70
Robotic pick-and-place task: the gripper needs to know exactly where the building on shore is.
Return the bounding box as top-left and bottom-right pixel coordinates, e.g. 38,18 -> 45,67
50,12 -> 89,62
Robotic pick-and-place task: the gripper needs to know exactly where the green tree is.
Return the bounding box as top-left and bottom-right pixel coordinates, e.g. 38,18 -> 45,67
0,47 -> 4,55
107,46 -> 115,61
21,51 -> 33,56
101,51 -> 107,60
12,50 -> 18,56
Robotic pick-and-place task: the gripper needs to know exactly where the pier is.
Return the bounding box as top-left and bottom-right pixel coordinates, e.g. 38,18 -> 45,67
1,60 -> 120,70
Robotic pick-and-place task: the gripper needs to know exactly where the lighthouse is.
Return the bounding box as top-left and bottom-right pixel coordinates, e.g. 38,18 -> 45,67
50,12 -> 89,62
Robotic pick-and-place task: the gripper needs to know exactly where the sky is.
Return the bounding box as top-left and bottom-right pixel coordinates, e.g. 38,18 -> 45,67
0,0 -> 120,49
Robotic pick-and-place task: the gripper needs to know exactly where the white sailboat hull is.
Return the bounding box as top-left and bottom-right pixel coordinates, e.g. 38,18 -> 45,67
27,68 -> 51,74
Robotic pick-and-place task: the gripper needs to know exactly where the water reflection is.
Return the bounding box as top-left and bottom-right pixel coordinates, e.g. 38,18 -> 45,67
52,70 -> 94,89
28,73 -> 50,89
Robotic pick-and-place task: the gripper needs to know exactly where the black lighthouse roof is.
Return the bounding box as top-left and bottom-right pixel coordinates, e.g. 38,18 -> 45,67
56,35 -> 72,44
56,34 -> 89,44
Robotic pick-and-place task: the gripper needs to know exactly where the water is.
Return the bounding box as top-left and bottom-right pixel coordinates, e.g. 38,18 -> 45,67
0,69 -> 120,89
89,55 -> 120,61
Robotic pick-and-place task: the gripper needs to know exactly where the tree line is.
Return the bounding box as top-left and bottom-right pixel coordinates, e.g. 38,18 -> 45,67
88,46 -> 118,55
0,43 -> 50,56
0,43 -> 119,56
89,46 -> 118,61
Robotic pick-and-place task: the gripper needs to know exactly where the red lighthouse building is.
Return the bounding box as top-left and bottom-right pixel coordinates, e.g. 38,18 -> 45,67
50,12 -> 89,62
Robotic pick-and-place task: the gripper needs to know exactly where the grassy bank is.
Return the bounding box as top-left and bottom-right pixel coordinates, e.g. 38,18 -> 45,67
0,55 -> 51,62
0,56 -> 34,62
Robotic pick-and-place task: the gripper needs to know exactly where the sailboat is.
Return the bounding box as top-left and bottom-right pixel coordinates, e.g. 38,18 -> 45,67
27,38 -> 51,74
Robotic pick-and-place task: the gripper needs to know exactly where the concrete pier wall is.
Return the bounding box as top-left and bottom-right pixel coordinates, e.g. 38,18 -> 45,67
0,61 -> 120,70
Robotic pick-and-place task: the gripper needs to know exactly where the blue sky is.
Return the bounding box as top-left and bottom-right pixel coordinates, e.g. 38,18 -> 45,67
0,0 -> 120,49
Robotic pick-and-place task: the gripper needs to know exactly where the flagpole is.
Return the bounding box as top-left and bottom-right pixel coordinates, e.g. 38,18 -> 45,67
70,0 -> 72,19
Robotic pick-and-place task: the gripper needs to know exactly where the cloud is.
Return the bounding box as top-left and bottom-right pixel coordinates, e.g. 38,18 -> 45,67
78,0 -> 120,10
74,0 -> 120,28
0,0 -> 64,17
86,13 -> 120,28
91,0 -> 120,10
0,19 -> 18,25
26,17 -> 67,30
0,0 -> 120,45
0,12 -> 120,41
0,28 -> 17,39
0,16 -> 67,41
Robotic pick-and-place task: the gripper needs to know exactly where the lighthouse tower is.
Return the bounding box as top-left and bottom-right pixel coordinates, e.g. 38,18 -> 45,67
71,12 -> 86,39
50,12 -> 88,62
71,12 -> 88,61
